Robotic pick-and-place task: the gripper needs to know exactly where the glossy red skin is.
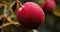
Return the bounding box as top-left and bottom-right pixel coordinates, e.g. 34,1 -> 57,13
17,2 -> 45,29
42,0 -> 56,14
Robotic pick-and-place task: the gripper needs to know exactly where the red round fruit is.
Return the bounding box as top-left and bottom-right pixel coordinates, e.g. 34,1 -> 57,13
17,2 -> 45,29
42,0 -> 56,14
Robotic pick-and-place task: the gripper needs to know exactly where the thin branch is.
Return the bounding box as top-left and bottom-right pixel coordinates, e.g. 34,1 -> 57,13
3,3 -> 7,26
15,0 -> 23,7
0,23 -> 12,28
0,17 -> 20,29
3,4 -> 7,18
0,0 -> 21,29
3,1 -> 8,5
0,22 -> 20,29
7,17 -> 20,25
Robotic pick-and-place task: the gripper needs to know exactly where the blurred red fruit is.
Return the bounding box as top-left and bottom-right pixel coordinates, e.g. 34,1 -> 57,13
42,0 -> 56,14
17,2 -> 45,29
45,0 -> 60,4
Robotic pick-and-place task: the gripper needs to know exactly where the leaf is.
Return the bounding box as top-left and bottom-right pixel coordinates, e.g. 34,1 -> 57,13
53,5 -> 60,17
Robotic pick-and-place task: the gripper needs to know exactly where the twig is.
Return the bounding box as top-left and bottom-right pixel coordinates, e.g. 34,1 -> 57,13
0,23 -> 12,28
3,4 -> 7,18
7,17 -> 20,25
0,1 -> 8,32
2,3 -> 7,26
0,0 -> 21,29
0,22 -> 20,29
15,0 -> 23,7
3,1 -> 8,5
0,16 -> 20,29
